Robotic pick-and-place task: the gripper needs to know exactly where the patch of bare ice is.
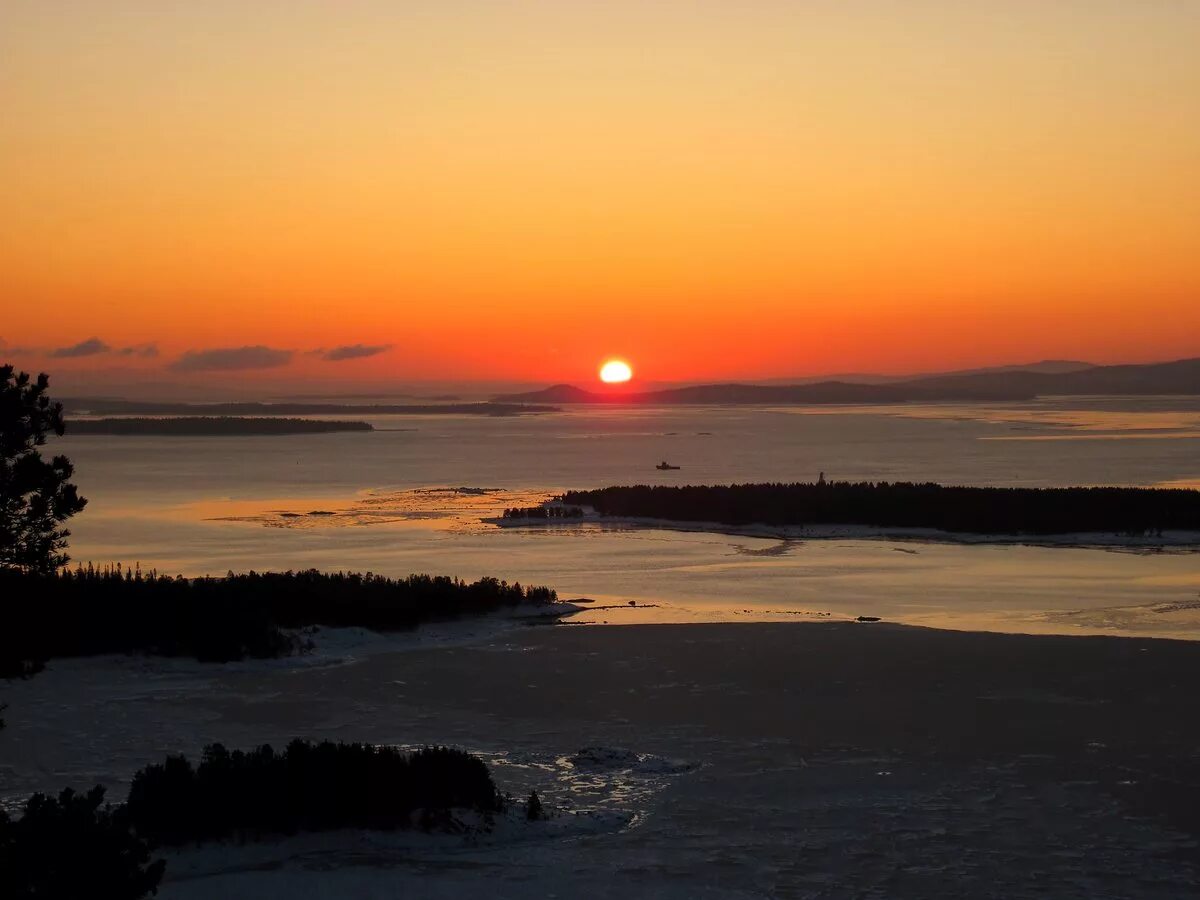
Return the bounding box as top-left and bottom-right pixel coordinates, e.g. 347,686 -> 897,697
568,746 -> 696,776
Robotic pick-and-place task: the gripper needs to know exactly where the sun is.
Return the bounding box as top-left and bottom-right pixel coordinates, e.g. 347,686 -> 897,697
599,359 -> 633,384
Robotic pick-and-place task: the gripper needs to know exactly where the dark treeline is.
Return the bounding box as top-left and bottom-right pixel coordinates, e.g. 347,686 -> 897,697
0,787 -> 164,900
2,740 -> 512,899
501,506 -> 584,520
61,398 -> 558,417
0,566 -> 557,676
559,481 -> 1200,536
69,417 -> 373,436
127,740 -> 503,845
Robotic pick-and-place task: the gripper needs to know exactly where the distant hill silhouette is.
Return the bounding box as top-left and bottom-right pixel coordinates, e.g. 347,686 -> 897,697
944,359 -> 1096,377
495,357 -> 1200,405
498,381 -> 1021,404
901,357 -> 1200,397
513,384 -> 600,404
758,359 -> 1096,385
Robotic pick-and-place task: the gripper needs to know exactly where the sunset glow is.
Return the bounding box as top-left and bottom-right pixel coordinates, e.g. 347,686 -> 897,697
2,2 -> 1198,388
599,360 -> 633,384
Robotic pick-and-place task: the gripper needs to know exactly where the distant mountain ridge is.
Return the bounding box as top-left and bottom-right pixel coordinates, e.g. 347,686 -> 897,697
758,359 -> 1096,385
495,357 -> 1200,405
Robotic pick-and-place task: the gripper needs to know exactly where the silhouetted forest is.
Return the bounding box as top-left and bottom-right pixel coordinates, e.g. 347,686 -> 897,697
61,398 -> 558,417
69,417 -> 373,435
560,482 -> 1200,536
126,740 -> 503,845
1,741 -> 512,898
502,506 -> 584,519
0,787 -> 164,900
0,567 -> 557,676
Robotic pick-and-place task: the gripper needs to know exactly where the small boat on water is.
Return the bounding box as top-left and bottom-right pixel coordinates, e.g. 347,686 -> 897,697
656,460 -> 681,470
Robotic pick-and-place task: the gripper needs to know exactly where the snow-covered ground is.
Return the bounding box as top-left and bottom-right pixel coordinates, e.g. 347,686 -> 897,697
0,604 -> 581,807
4,620 -> 1200,898
285,599 -> 586,668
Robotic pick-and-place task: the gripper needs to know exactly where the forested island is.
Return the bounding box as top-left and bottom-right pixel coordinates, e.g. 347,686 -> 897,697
559,482 -> 1200,537
2,740 -> 524,898
62,398 -> 557,417
0,567 -> 559,677
126,740 -> 503,844
69,417 -> 373,435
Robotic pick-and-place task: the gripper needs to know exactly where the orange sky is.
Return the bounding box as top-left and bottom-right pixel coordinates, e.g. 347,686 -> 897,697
2,1 -> 1198,386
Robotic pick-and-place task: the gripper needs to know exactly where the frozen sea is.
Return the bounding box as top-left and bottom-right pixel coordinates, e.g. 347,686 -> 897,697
8,396 -> 1200,898
58,396 -> 1200,639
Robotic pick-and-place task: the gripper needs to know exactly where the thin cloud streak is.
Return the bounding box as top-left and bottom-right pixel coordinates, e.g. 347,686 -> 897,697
50,337 -> 111,358
322,344 -> 391,362
118,343 -> 160,358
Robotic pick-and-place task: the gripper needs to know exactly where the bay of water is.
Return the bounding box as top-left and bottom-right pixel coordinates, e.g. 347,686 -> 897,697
59,397 -> 1200,638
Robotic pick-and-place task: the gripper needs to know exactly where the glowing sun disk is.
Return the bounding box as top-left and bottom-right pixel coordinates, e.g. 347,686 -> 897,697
599,359 -> 633,383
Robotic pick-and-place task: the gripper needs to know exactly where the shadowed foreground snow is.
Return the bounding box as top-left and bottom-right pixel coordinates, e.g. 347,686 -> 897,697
4,620 -> 1200,898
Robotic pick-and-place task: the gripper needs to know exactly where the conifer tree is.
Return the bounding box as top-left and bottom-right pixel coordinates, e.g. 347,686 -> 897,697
526,790 -> 545,821
1,366 -> 87,572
